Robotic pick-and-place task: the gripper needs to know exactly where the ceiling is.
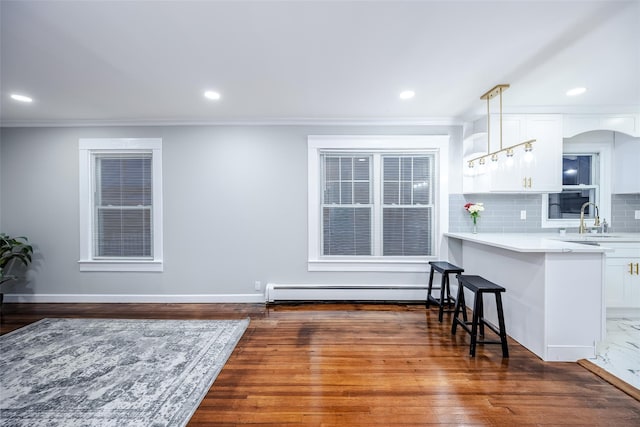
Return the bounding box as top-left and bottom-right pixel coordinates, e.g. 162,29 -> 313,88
1,0 -> 639,127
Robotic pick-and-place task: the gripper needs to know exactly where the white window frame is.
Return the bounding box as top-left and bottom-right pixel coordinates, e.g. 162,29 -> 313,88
541,138 -> 611,229
79,138 -> 163,272
308,135 -> 449,272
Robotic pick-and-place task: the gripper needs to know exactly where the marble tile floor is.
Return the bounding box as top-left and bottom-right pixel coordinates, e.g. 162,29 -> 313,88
590,318 -> 640,391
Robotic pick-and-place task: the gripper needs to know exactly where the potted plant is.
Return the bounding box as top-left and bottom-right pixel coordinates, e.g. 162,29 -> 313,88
0,233 -> 33,305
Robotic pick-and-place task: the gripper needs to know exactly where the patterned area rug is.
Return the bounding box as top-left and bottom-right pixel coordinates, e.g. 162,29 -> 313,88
0,318 -> 249,426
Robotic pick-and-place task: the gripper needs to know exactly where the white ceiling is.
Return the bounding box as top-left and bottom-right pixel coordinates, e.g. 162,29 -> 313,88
1,0 -> 639,126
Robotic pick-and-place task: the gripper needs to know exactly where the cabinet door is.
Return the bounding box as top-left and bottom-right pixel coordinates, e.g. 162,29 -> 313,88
490,115 -> 562,193
625,260 -> 640,308
488,116 -> 527,192
525,115 -> 562,192
613,133 -> 640,194
463,168 -> 491,193
606,258 -> 629,307
606,257 -> 640,309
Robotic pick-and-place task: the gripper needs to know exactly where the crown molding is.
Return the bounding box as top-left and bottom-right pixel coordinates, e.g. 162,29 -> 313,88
0,116 -> 463,128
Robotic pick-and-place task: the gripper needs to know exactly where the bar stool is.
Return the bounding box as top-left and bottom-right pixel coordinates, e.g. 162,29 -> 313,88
426,261 -> 464,322
451,274 -> 509,358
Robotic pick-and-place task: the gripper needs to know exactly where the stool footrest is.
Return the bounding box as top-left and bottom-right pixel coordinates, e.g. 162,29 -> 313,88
454,318 -> 503,342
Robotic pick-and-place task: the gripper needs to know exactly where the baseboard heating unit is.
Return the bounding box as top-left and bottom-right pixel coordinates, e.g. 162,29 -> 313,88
265,283 -> 429,303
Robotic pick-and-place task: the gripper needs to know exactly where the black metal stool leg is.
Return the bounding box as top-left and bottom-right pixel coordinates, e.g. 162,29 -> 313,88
477,292 -> 485,338
438,271 -> 447,322
451,283 -> 465,335
426,267 -> 435,308
495,293 -> 509,358
470,290 -> 481,357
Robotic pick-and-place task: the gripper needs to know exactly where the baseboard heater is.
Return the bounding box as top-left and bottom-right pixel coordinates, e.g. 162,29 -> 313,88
265,283 -> 429,303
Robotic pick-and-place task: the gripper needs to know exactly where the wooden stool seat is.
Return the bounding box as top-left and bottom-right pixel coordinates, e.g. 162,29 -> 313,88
426,261 -> 464,322
451,274 -> 509,358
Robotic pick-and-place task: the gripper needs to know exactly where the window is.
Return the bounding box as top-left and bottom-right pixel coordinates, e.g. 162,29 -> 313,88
382,156 -> 433,256
322,154 -> 372,256
548,154 -> 598,220
541,135 -> 611,229
79,138 -> 163,271
308,135 -> 449,272
95,154 -> 152,257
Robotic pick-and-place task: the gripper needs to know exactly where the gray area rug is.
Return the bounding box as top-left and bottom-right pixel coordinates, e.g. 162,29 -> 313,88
0,317 -> 249,427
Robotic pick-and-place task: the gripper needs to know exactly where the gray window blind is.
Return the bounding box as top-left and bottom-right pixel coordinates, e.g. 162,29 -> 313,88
322,155 -> 372,255
382,156 -> 433,256
94,154 -> 153,258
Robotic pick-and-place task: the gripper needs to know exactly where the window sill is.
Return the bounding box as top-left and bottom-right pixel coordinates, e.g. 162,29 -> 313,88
308,258 -> 430,272
78,259 -> 163,272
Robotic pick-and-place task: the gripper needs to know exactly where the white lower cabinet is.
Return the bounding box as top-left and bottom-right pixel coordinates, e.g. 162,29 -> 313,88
605,243 -> 640,317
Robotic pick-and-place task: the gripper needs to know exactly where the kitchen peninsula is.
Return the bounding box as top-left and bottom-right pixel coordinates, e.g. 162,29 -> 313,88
445,232 -> 608,362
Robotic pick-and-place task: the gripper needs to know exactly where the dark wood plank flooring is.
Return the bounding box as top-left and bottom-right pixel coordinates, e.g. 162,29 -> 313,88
2,302 -> 639,426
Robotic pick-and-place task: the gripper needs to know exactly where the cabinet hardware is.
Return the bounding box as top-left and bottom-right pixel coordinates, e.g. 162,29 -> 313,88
527,177 -> 532,188
636,263 -> 639,275
630,263 -> 634,275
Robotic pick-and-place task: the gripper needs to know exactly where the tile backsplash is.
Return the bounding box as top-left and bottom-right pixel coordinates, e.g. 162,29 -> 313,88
449,193 -> 640,233
611,194 -> 640,232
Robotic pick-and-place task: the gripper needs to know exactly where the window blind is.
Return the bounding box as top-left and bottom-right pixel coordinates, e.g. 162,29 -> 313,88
94,154 -> 153,258
382,156 -> 433,256
322,155 -> 372,256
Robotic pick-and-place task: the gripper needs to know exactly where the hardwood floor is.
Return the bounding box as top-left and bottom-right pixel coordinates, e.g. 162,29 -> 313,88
2,302 -> 639,426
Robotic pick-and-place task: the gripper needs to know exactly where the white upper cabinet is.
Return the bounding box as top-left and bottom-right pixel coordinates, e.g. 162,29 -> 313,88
564,114 -> 640,138
462,114 -> 562,194
613,132 -> 640,194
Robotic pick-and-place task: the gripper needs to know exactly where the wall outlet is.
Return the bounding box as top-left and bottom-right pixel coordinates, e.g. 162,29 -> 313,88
254,281 -> 261,291
635,210 -> 640,220
520,210 -> 527,220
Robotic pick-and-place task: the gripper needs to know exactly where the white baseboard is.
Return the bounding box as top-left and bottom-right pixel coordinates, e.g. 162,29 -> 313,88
1,293 -> 265,303
545,344 -> 596,362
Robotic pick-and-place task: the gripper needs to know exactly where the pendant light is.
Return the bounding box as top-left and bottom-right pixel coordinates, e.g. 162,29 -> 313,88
467,84 -> 535,170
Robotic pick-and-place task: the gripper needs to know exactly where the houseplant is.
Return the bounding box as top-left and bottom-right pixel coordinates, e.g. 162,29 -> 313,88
0,233 -> 33,305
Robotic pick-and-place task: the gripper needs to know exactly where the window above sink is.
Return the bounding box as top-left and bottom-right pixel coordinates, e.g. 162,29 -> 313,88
541,132 -> 612,230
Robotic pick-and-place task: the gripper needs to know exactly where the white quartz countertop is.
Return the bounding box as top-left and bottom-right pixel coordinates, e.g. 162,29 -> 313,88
444,232 -> 639,253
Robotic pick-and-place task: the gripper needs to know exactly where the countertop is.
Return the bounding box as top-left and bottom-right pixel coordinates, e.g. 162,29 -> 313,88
444,232 -> 640,253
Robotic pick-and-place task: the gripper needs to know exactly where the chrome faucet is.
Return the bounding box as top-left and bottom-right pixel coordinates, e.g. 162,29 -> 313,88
579,202 -> 600,234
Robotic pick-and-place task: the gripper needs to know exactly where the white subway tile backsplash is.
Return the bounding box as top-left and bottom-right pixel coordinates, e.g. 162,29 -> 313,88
450,193 -> 640,233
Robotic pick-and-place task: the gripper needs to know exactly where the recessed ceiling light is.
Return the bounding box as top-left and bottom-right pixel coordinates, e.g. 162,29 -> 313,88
566,87 -> 586,97
204,91 -> 221,100
10,93 -> 33,103
399,90 -> 415,100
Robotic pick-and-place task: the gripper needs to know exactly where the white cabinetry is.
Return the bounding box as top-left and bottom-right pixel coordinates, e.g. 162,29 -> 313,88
462,114 -> 562,194
564,114 -> 640,138
613,133 -> 640,194
605,242 -> 640,317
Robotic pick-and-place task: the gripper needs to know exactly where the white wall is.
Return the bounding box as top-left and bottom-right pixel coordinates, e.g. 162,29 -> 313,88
0,124 -> 462,301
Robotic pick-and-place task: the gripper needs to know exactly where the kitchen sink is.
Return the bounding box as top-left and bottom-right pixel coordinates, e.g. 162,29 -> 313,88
560,234 -> 627,240
563,240 -> 601,246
